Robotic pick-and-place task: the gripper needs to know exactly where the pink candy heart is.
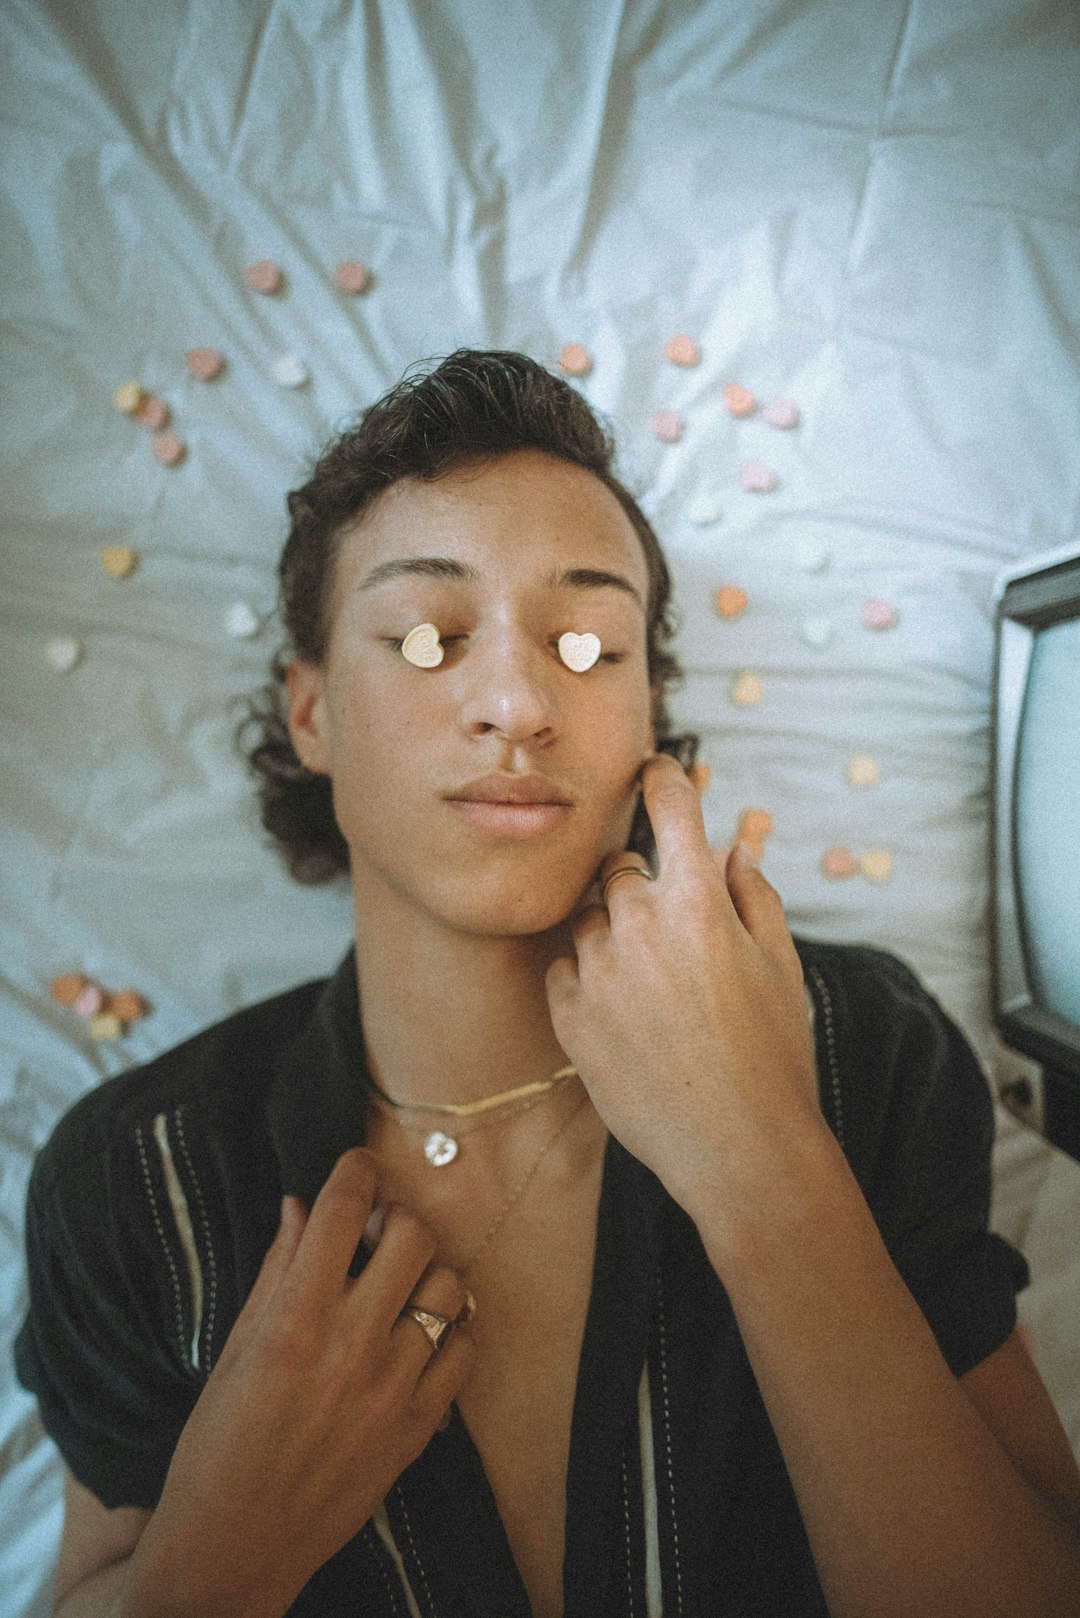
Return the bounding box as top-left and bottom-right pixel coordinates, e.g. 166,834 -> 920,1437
762,397 -> 799,429
741,460 -> 777,493
652,409 -> 684,443
862,599 -> 897,631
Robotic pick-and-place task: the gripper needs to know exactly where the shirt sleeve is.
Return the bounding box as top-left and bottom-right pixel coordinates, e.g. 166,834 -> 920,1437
854,950 -> 1031,1380
13,1093 -> 201,1509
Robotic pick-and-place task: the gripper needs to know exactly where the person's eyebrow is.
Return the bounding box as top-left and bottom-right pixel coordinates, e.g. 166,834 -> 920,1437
356,556 -> 646,613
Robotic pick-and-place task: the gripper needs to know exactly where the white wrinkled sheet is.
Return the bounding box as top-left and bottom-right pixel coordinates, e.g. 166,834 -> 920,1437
2,0 -> 1079,1608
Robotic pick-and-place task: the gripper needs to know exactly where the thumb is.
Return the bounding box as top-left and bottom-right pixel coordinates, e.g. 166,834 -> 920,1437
544,952 -> 579,1010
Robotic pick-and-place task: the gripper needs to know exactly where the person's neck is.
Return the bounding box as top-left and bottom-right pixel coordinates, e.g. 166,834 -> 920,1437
351,879 -> 580,1110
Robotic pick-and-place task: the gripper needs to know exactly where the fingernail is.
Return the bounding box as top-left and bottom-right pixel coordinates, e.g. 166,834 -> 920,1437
362,1204 -> 387,1249
736,841 -> 760,869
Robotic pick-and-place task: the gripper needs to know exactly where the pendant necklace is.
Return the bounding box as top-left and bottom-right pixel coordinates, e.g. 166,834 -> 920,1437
362,1061 -> 578,1166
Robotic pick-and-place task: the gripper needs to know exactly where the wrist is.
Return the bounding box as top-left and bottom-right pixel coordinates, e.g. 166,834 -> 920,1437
123,1519 -> 289,1618
682,1115 -> 853,1277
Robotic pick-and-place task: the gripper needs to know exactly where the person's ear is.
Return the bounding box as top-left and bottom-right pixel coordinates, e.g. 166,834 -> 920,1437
284,659 -> 331,775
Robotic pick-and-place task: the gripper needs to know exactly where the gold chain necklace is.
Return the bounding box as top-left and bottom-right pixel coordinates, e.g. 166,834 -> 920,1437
461,1088 -> 593,1273
362,1062 -> 577,1166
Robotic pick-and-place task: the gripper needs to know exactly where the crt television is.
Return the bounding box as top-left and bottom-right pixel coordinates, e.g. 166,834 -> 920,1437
991,542 -> 1080,1163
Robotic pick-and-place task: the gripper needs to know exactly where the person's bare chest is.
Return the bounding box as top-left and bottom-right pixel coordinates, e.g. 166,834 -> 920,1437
456,1195 -> 600,1618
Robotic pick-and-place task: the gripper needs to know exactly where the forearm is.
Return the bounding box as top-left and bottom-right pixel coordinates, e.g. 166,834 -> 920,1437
54,1556 -> 129,1618
692,1125 -> 1080,1618
54,1539 -> 289,1618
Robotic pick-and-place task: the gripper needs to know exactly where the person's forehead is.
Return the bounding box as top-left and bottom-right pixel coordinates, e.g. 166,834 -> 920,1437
341,450 -> 649,598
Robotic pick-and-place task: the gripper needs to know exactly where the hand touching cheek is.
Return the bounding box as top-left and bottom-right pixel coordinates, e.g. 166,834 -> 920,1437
545,755 -> 823,1222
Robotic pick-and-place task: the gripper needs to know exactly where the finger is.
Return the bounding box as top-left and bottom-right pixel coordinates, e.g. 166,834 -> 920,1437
412,1323 -> 476,1434
638,753 -> 713,880
544,950 -> 580,1012
569,899 -> 610,951
596,851 -> 653,896
235,1194 -> 308,1326
353,1205 -> 438,1324
289,1147 -> 377,1304
390,1264 -> 471,1370
726,844 -> 803,977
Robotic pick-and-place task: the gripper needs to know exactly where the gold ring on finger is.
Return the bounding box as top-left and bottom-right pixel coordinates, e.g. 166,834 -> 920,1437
400,1305 -> 455,1352
602,865 -> 654,906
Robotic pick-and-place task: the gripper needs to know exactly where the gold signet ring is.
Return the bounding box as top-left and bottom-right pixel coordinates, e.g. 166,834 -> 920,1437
602,862 -> 654,905
401,1305 -> 455,1351
401,624 -> 444,667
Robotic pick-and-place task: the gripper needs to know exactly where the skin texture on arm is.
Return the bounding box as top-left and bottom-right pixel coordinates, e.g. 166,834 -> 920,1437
546,751 -> 1080,1618
52,1473 -> 149,1616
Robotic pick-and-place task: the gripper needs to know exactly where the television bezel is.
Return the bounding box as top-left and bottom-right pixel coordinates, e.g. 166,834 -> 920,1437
991,541 -> 1080,1080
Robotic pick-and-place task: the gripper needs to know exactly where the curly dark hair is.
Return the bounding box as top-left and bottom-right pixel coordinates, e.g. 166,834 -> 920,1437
238,349 -> 700,882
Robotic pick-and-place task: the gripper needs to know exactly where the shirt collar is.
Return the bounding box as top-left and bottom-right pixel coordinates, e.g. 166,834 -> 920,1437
267,946 -> 368,1207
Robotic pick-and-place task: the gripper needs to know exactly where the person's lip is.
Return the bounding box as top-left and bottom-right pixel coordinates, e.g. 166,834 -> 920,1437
443,773 -> 573,805
446,800 -> 572,838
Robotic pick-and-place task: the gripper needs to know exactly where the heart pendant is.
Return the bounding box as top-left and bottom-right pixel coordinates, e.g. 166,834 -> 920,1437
558,631 -> 601,672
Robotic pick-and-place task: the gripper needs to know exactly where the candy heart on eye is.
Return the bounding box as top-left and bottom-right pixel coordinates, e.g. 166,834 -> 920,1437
401,623 -> 444,667
558,631 -> 601,672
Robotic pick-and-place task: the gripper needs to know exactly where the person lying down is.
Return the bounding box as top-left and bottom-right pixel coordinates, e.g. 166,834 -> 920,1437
15,350 -> 1080,1618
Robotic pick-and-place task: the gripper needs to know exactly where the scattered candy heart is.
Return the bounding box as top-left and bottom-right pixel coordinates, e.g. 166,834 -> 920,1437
665,334 -> 700,367
134,395 -> 169,430
821,847 -> 857,879
847,755 -> 880,788
860,850 -> 892,882
187,348 -> 225,381
863,599 -> 897,631
101,545 -> 138,578
652,409 -> 684,443
714,586 -> 749,619
762,397 -> 799,429
152,431 -> 186,467
741,461 -> 777,493
73,983 -> 105,1018
46,637 -> 82,673
799,616 -> 834,649
558,343 -> 592,377
724,384 -> 756,417
737,808 -> 773,857
224,601 -> 261,639
245,260 -> 283,294
113,381 -> 144,414
334,261 -> 371,293
731,671 -> 763,706
686,495 -> 723,526
272,354 -> 310,388
89,1012 -> 124,1041
792,539 -> 829,573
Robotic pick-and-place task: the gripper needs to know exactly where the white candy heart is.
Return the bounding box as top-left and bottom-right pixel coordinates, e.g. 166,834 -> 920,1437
46,636 -> 82,673
224,601 -> 260,639
558,631 -> 601,672
272,353 -> 310,388
401,623 -> 444,667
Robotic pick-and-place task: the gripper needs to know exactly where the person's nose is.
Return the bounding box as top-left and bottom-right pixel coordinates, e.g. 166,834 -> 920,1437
456,627 -> 561,743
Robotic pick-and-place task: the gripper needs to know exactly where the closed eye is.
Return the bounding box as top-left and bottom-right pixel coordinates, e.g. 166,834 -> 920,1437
384,636 -> 624,664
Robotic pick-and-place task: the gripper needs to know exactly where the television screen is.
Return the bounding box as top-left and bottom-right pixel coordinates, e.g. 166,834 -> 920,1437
992,543 -> 1080,1161
1014,614 -> 1080,1026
